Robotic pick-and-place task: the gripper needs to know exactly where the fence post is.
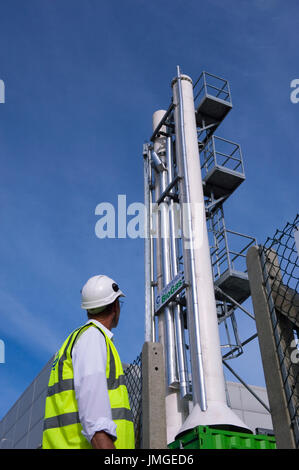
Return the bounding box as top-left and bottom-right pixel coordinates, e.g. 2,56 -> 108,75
141,342 -> 167,449
246,245 -> 297,448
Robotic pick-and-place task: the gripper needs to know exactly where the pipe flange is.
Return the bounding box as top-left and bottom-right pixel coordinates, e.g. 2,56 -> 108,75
171,74 -> 193,88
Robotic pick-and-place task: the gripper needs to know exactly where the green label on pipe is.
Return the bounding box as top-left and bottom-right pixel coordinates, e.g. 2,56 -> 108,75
155,272 -> 185,313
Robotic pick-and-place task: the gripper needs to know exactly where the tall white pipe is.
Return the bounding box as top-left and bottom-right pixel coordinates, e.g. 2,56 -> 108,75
172,69 -> 251,436
172,72 -> 207,413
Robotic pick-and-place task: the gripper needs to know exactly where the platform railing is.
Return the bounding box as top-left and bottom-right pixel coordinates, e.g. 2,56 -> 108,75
200,135 -> 244,178
193,71 -> 232,107
210,228 -> 257,280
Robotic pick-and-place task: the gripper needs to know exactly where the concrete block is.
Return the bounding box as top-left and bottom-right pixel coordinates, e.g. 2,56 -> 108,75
142,342 -> 167,449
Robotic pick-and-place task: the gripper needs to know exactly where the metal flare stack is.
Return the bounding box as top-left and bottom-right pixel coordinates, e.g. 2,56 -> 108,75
143,67 -> 256,444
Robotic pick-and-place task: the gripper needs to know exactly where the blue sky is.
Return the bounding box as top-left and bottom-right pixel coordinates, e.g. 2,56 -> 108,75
0,0 -> 298,419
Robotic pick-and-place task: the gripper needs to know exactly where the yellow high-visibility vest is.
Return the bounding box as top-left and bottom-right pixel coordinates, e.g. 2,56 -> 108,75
42,323 -> 135,449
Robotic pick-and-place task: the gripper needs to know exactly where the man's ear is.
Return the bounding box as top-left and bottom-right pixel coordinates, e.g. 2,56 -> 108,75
110,299 -> 117,315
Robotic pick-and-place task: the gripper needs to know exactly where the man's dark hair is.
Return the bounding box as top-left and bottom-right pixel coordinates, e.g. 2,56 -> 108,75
87,299 -> 118,319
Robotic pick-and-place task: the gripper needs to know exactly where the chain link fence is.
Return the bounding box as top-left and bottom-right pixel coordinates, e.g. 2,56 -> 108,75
260,214 -> 299,448
124,353 -> 142,448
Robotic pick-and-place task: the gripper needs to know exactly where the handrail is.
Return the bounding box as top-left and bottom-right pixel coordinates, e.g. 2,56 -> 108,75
193,71 -> 231,105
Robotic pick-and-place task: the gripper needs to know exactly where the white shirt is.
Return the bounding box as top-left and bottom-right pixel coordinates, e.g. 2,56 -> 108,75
72,319 -> 117,443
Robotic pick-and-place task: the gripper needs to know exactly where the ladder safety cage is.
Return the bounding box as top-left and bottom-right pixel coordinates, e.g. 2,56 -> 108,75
201,135 -> 245,200
193,71 -> 232,147
207,204 -> 257,304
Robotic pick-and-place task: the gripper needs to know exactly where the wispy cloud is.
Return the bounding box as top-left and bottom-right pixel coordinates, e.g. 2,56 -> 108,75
0,288 -> 61,356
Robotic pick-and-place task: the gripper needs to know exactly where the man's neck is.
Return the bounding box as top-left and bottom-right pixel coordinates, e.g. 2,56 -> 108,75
87,318 -> 114,337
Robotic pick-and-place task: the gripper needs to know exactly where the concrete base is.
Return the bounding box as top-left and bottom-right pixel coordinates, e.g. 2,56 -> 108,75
165,389 -> 189,445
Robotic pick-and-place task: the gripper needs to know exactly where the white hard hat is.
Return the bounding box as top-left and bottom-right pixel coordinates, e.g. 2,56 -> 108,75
81,275 -> 125,310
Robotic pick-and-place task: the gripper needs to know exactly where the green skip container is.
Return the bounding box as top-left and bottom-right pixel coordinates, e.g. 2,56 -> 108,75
168,425 -> 276,450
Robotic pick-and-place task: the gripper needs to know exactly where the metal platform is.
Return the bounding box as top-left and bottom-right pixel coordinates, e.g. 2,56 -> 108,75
196,94 -> 232,128
193,72 -> 232,145
203,165 -> 245,199
214,269 -> 251,304
201,135 -> 245,200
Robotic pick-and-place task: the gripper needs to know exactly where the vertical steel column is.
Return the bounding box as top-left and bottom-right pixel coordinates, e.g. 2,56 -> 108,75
166,134 -> 190,399
152,110 -> 178,387
152,122 -> 164,349
144,144 -> 155,342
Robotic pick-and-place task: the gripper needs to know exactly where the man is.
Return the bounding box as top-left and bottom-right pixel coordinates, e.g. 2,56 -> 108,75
42,275 -> 135,449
